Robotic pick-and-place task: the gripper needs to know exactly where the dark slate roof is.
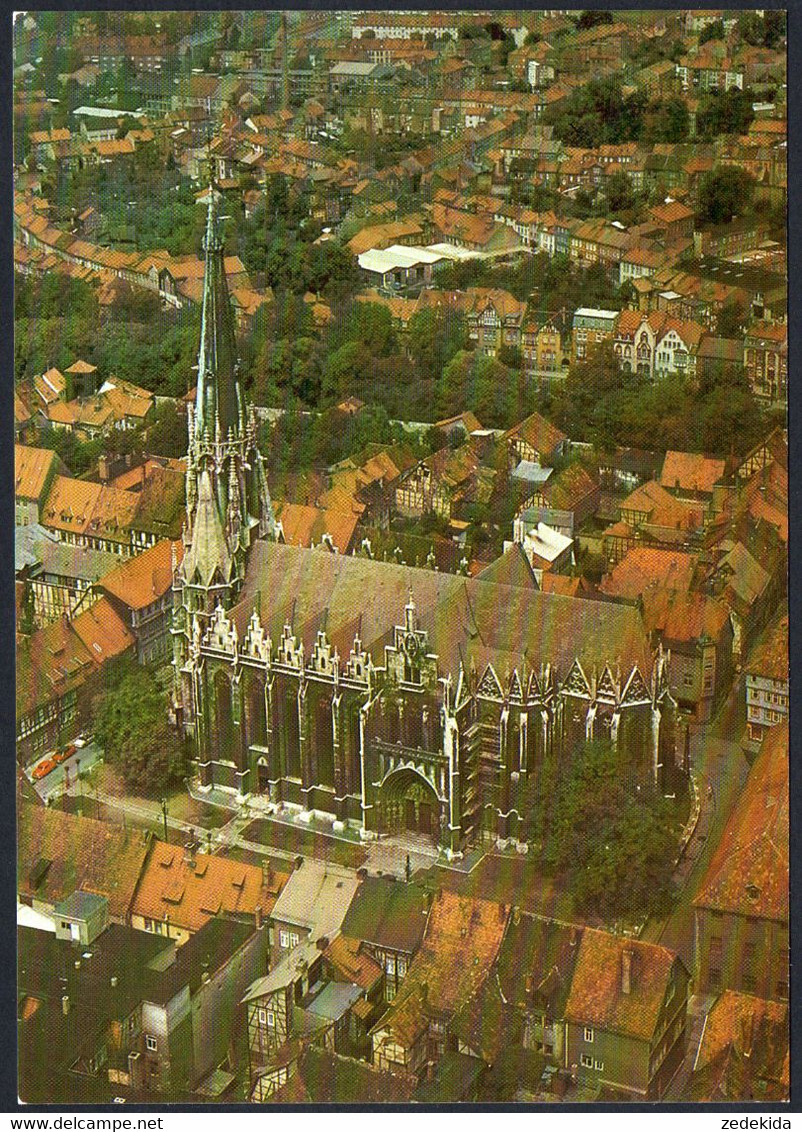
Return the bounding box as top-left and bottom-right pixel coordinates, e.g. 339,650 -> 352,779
496,913 -> 582,1019
476,543 -> 538,591
340,876 -> 431,955
290,1046 -> 415,1104
236,541 -> 653,680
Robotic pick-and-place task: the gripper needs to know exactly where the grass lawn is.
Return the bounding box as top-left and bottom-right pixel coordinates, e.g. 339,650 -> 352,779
92,763 -> 229,829
242,818 -> 368,869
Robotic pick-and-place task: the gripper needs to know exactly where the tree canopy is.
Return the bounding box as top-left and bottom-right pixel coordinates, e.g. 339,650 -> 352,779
92,661 -> 184,794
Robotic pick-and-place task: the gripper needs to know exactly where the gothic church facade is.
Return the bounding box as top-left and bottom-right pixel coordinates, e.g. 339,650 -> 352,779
172,188 -> 678,859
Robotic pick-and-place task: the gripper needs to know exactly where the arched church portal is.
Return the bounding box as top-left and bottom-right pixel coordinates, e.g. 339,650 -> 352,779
379,766 -> 441,842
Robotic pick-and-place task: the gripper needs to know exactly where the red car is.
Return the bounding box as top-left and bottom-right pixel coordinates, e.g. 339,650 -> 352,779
53,744 -> 76,764
32,758 -> 57,780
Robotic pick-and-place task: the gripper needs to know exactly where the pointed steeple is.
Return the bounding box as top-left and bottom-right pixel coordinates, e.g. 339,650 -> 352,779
195,168 -> 241,442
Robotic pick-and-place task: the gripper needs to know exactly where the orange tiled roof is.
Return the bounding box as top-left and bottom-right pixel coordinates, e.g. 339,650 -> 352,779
564,928 -> 679,1042
506,411 -> 567,457
17,803 -> 151,922
601,548 -> 698,601
394,890 -> 508,1018
643,587 -> 730,644
693,990 -> 789,1099
98,539 -> 183,612
694,722 -> 788,922
70,595 -> 136,664
324,934 -> 382,990
14,444 -> 58,502
132,839 -> 289,935
661,451 -> 726,496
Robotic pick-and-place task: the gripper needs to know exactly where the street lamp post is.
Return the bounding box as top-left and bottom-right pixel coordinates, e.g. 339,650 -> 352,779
161,797 -> 168,842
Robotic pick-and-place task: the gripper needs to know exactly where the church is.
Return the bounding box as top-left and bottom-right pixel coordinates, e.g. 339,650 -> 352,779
171,185 -> 678,859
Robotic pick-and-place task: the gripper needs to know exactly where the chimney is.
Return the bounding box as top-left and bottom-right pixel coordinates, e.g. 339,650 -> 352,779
621,948 -> 633,995
254,904 -> 263,931
62,995 -> 70,1016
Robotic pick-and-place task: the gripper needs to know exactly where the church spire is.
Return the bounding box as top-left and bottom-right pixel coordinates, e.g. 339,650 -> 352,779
195,167 -> 242,442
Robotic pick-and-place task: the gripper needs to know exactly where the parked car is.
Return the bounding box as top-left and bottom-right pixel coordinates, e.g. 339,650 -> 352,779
32,757 -> 57,780
53,743 -> 76,764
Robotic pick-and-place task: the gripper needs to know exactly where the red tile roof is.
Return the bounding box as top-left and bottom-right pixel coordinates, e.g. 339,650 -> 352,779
132,839 -> 289,935
565,929 -> 680,1042
98,539 -> 182,612
694,722 -> 788,922
661,451 -> 726,496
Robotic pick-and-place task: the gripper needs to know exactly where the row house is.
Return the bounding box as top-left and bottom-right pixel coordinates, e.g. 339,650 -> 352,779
98,539 -> 184,666
517,462 -> 600,539
743,614 -> 788,745
521,317 -> 566,376
16,597 -> 134,762
743,322 -> 787,404
15,522 -> 119,627
693,722 -> 788,1002
571,308 -> 618,364
15,444 -> 65,527
675,54 -> 744,93
465,288 -> 527,358
612,310 -> 705,381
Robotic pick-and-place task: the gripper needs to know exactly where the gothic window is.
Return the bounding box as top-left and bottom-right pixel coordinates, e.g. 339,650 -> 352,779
284,689 -> 301,778
315,695 -> 335,787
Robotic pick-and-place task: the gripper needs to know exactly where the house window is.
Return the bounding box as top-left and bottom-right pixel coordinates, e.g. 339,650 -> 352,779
584,1027 -> 594,1043
146,1036 -> 157,1053
594,1059 -> 605,1071
279,931 -> 290,948
289,932 -> 299,949
385,956 -> 396,976
580,1054 -> 593,1068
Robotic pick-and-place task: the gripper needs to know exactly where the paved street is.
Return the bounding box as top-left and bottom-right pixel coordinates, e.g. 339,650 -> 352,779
642,677 -> 751,967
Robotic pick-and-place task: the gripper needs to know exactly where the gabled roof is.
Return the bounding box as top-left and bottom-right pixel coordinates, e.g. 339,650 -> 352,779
269,859 -> 361,941
601,548 -> 699,601
744,614 -> 788,682
694,722 -> 788,922
70,596 -> 135,663
15,445 -> 59,502
132,839 -> 289,934
497,912 -> 582,1018
691,991 -> 789,1102
18,803 -> 150,921
98,539 -> 182,612
564,929 -> 681,1042
385,890 -> 508,1021
661,451 -> 726,496
340,876 -> 431,955
505,411 -> 567,457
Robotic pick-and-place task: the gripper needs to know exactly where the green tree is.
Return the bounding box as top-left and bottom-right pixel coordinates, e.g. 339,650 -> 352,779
546,740 -> 679,920
696,166 -> 755,225
93,664 -> 184,794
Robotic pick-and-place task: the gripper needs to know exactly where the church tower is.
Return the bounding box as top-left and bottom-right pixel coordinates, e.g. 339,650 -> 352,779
171,174 -> 278,730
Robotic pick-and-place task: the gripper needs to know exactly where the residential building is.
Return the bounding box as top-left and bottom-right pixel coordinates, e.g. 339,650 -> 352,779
15,445 -> 64,526
505,411 -> 568,467
689,991 -> 789,1102
518,462 -> 600,538
130,839 -> 288,947
17,803 -> 151,925
339,876 -> 432,1002
370,891 -> 508,1083
571,308 -> 618,363
98,540 -> 184,665
564,930 -> 689,1099
268,859 -> 361,960
743,614 -> 788,744
693,722 -> 788,1001
743,322 -> 787,404
465,288 -> 527,358
15,523 -> 119,626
